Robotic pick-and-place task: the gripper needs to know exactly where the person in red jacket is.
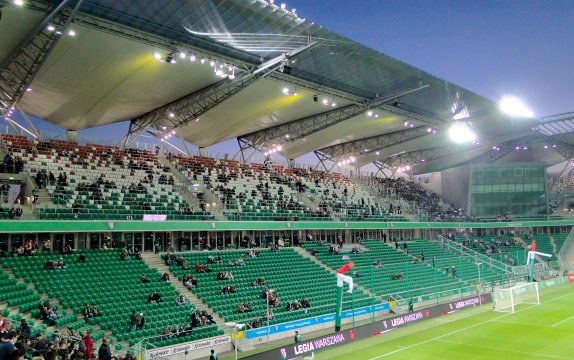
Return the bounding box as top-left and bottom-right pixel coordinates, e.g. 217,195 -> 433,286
337,262 -> 355,293
83,331 -> 93,360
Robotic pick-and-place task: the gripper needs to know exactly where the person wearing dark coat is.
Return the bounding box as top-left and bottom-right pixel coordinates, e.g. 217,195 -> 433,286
98,338 -> 112,360
19,319 -> 31,339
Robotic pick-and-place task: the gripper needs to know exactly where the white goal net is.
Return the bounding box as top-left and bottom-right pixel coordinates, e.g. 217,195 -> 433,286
494,282 -> 540,313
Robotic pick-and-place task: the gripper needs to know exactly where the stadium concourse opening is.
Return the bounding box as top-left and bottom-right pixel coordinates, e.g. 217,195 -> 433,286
1,0 -> 573,360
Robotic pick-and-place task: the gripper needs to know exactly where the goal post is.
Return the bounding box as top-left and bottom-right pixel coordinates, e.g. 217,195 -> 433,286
494,282 -> 540,313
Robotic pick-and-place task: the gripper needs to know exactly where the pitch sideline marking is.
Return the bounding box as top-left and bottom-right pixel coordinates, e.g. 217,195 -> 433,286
435,339 -> 573,360
368,290 -> 574,360
551,314 -> 574,328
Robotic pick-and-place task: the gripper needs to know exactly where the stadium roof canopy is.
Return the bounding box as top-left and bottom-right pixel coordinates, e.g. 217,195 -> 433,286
1,0 -> 573,174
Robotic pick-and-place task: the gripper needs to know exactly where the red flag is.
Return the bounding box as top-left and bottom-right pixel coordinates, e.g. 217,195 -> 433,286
530,240 -> 536,252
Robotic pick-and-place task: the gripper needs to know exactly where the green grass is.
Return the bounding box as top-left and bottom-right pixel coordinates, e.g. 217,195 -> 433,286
314,283 -> 574,360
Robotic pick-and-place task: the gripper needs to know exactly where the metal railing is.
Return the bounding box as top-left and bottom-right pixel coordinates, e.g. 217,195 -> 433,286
557,227 -> 574,271
437,235 -> 514,274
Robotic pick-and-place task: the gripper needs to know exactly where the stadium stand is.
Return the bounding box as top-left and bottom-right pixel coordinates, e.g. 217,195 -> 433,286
1,248 -> 222,349
172,155 -> 332,221
1,135 -> 213,221
452,234 -> 527,266
162,247 -> 373,328
371,177 -> 473,222
302,239 -> 503,302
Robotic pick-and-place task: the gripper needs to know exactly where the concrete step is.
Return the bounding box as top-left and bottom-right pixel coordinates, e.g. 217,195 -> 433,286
140,253 -> 228,331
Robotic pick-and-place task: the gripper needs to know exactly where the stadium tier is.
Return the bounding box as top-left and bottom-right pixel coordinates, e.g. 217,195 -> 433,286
302,239 -> 508,302
162,248 -> 373,327
1,134 -> 214,221
453,234 -> 528,266
1,249 -> 222,348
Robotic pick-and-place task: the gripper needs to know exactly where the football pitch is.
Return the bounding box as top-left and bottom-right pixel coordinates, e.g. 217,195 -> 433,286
316,283 -> 574,360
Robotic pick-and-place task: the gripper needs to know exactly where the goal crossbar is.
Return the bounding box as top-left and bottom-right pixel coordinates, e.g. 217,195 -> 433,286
494,282 -> 540,313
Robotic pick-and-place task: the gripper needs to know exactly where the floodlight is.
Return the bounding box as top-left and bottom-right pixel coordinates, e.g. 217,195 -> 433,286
47,24 -> 55,32
209,60 -> 215,67
13,0 -> 23,6
322,99 -> 328,105
189,54 -> 196,61
367,111 -> 373,117
499,95 -> 534,118
179,52 -> 186,59
282,87 -> 289,95
448,122 -> 476,144
168,112 -> 175,118
67,29 -> 75,37
331,101 -> 336,107
375,151 -> 380,155
277,145 -> 282,151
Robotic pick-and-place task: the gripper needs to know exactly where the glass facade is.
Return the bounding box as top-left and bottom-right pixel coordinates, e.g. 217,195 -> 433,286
469,164 -> 547,216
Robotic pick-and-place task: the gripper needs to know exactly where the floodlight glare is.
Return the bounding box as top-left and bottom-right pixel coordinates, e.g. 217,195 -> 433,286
13,0 -> 23,6
499,95 -> 534,118
448,122 -> 476,144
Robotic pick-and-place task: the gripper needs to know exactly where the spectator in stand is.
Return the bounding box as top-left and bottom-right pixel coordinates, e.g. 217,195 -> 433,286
160,272 -> 171,283
83,304 -> 93,323
0,315 -> 6,333
147,291 -> 162,304
137,313 -> 145,331
77,253 -> 86,264
83,331 -> 93,360
140,274 -> 150,283
98,338 -> 112,360
175,295 -> 187,306
0,332 -> 17,359
129,311 -> 139,332
183,274 -> 197,290
120,248 -> 129,261
19,319 -> 31,339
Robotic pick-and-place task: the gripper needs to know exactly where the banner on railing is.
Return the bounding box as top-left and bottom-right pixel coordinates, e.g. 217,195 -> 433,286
144,335 -> 231,360
245,294 -> 492,360
245,303 -> 390,339
568,274 -> 574,282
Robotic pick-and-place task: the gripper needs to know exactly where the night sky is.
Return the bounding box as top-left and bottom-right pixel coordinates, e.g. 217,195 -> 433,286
15,0 -> 574,162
